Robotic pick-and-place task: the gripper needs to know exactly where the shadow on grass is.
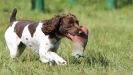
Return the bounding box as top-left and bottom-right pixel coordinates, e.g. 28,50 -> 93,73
70,52 -> 110,68
86,52 -> 109,67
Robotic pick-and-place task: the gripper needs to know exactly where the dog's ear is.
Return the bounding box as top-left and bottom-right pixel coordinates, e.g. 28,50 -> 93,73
42,15 -> 61,34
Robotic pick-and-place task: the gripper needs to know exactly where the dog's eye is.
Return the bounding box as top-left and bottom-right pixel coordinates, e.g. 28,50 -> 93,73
76,21 -> 79,25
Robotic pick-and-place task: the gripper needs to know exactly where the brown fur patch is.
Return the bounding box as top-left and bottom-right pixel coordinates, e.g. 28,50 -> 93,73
14,20 -> 33,38
41,15 -> 61,35
28,22 -> 38,37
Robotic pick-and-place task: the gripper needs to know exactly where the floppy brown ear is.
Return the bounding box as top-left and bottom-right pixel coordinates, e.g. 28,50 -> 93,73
42,15 -> 61,34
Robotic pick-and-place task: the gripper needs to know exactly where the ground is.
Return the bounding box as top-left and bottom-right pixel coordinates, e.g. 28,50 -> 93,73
0,0 -> 133,75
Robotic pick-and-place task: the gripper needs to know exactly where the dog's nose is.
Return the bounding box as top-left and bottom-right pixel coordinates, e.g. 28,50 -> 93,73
78,30 -> 82,34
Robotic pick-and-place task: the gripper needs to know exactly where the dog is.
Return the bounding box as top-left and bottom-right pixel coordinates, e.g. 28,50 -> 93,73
5,8 -> 88,65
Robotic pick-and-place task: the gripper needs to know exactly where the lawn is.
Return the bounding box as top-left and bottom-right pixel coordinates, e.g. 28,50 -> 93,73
0,0 -> 133,75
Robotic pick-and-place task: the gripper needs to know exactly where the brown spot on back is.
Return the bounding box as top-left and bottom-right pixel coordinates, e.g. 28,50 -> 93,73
14,20 -> 33,38
28,23 -> 38,37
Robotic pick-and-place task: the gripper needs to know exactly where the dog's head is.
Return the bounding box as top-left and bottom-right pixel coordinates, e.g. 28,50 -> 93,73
42,13 -> 89,58
59,13 -> 80,37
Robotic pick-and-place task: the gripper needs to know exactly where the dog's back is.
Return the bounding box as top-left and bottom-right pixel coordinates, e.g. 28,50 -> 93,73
7,8 -> 35,38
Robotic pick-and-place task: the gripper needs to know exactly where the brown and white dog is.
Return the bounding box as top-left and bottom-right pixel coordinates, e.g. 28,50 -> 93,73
5,8 -> 88,65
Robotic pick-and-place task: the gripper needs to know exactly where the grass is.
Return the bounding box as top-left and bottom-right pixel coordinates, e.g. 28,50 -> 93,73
0,0 -> 133,75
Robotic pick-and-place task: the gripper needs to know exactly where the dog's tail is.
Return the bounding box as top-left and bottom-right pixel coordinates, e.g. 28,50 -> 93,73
10,8 -> 17,23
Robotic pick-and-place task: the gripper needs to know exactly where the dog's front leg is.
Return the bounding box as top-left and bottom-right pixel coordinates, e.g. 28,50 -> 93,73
39,42 -> 67,65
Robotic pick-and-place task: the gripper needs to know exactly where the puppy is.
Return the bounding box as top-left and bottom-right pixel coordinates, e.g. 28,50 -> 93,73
5,8 -> 88,65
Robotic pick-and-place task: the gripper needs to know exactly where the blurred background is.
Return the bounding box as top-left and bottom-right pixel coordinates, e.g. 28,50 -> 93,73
1,0 -> 133,16
0,0 -> 133,75
0,0 -> 132,30
0,0 -> 133,26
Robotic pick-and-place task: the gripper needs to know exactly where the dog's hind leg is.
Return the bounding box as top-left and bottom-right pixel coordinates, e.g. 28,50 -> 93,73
5,36 -> 21,58
5,41 -> 26,58
5,26 -> 23,58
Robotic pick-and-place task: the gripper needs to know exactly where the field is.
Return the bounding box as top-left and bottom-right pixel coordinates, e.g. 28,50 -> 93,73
0,0 -> 133,75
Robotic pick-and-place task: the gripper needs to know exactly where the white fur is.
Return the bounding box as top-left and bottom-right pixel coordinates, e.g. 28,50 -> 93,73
5,21 -> 21,58
72,43 -> 83,58
5,22 -> 66,65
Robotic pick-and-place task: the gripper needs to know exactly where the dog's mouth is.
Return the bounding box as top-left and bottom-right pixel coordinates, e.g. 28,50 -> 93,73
65,33 -> 74,40
66,26 -> 89,58
66,26 -> 88,42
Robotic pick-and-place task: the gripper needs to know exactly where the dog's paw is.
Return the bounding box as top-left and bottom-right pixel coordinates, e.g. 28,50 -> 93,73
48,60 -> 67,66
56,60 -> 67,65
54,58 -> 67,65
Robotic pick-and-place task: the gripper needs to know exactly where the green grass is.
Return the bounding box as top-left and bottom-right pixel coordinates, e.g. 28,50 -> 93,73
0,0 -> 133,75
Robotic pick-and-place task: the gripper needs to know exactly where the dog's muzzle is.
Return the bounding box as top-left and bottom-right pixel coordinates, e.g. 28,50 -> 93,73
68,26 -> 88,58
